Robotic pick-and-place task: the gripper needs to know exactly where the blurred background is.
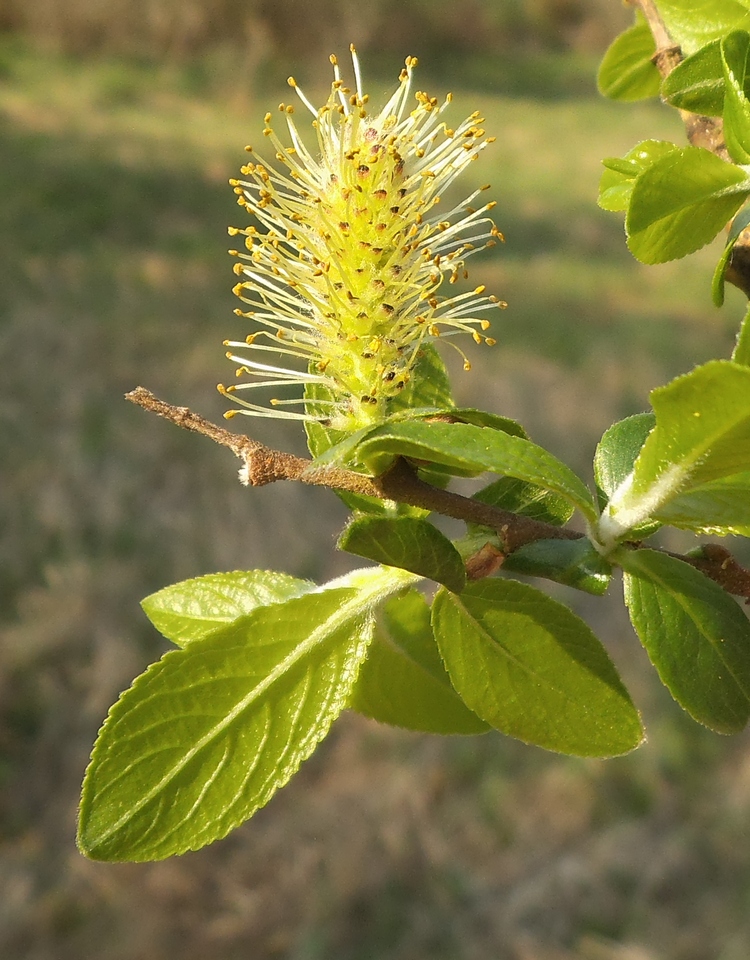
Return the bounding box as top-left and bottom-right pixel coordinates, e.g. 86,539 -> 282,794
2,1 -> 750,958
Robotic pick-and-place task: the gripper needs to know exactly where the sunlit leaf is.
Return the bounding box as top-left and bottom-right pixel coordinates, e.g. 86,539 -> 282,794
733,302 -> 750,362
80,566 -> 418,861
659,0 -> 750,55
655,471 -> 750,534
79,587 -> 374,861
142,570 -> 313,646
594,412 -> 660,538
601,361 -> 750,543
597,16 -> 660,101
432,579 -> 643,756
722,30 -> 750,162
711,206 -> 750,305
662,38 -> 725,115
622,548 -> 750,733
599,141 -> 679,213
626,146 -> 750,264
358,420 -> 597,521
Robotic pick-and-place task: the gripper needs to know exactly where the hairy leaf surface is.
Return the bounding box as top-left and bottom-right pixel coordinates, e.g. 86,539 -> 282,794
601,361 -> 750,542
79,573 -> 419,861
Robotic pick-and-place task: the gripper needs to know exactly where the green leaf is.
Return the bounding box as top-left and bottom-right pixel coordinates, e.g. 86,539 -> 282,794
471,476 -> 574,528
349,590 -> 489,734
594,413 -> 660,539
338,516 -> 466,592
388,342 -> 455,414
79,565 -> 418,862
141,570 -> 313,646
599,141 -> 679,213
659,0 -> 750,55
431,580 -> 643,757
597,17 -> 660,101
621,548 -> 750,734
722,31 -> 750,163
358,421 -> 598,522
662,39 -> 725,116
712,206 -> 750,305
626,146 -> 750,264
594,413 -> 656,502
403,408 -> 530,483
502,538 -> 612,596
449,408 -> 528,438
600,361 -> 750,544
655,472 -> 750,535
733,302 -> 750,362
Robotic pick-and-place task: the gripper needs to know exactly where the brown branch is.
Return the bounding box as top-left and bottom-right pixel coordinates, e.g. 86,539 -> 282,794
126,388 -> 750,599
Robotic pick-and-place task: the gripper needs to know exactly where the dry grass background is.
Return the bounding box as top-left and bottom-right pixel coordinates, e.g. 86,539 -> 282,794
2,2 -> 750,958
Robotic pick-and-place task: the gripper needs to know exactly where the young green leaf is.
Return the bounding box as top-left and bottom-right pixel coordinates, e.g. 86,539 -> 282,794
502,538 -> 612,596
599,141 -> 679,213
722,30 -> 750,163
711,206 -> 750,305
659,0 -> 750,55
337,515 -> 466,593
79,566 -> 418,862
594,412 -> 660,539
661,39 -> 725,115
358,420 -> 598,522
141,570 -> 313,646
431,579 -> 643,757
654,471 -> 750,535
349,590 -> 489,734
626,146 -> 750,264
597,16 -> 660,101
600,361 -> 750,545
594,413 -> 656,503
621,548 -> 750,734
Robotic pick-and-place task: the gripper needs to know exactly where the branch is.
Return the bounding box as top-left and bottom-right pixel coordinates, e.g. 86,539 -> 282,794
632,0 -> 750,297
126,388 -> 750,599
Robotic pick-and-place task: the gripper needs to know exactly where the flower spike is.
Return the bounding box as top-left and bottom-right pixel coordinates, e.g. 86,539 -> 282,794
223,47 -> 505,429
